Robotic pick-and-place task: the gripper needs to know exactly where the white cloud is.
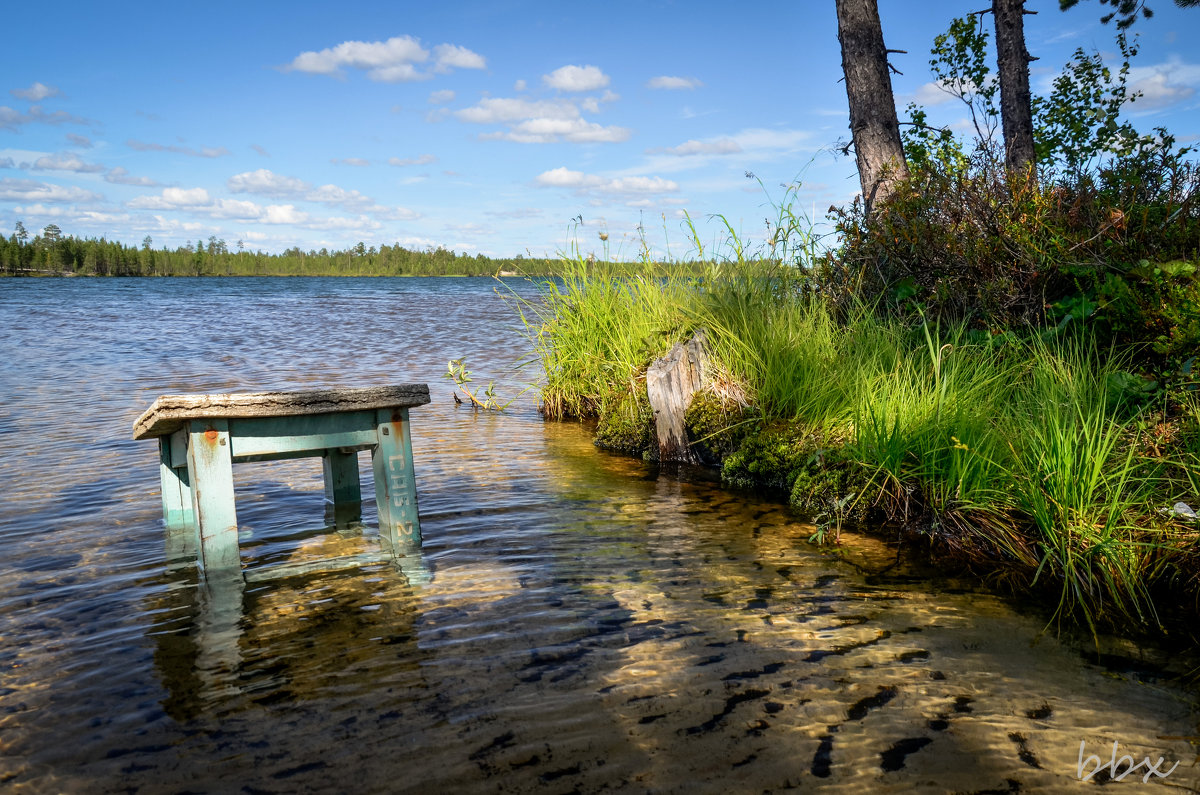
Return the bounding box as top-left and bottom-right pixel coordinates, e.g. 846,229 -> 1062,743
514,79 -> 527,91
388,154 -> 436,166
456,96 -> 628,144
226,168 -> 421,220
0,108 -> 22,129
104,167 -> 159,187
28,152 -> 106,173
630,127 -> 815,175
66,133 -> 92,149
580,90 -> 619,113
456,97 -> 579,124
535,168 -> 603,188
261,204 -> 307,224
607,175 -> 679,193
370,205 -> 421,220
646,138 -> 741,156
288,35 -> 428,77
534,167 -> 677,195
11,82 -> 60,101
227,169 -> 309,196
129,186 -> 212,208
286,36 -> 483,82
433,44 -> 486,71
307,183 -> 373,207
646,76 -> 702,90
251,144 -> 270,157
368,64 -> 427,83
331,157 -> 370,166
543,65 -> 610,92
391,235 -> 440,248
1129,72 -> 1195,109
127,139 -> 230,158
485,118 -> 630,144
428,89 -> 455,104
127,185 -> 385,231
906,80 -> 966,107
0,177 -> 102,203
10,204 -> 131,227
1126,57 -> 1200,111
0,157 -> 12,168
0,105 -> 90,131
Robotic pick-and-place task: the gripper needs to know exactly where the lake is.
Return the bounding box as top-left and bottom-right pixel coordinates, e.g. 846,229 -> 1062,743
1,276 -> 1197,792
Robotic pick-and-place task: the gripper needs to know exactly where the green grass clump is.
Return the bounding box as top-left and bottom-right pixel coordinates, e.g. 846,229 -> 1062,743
508,257 -> 692,421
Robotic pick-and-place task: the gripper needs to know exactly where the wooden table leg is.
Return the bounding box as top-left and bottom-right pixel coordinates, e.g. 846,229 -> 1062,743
372,408 -> 421,552
186,419 -> 241,573
323,448 -> 362,527
159,435 -> 194,529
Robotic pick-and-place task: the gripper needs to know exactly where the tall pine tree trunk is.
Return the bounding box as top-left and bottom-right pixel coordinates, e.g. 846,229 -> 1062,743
836,0 -> 909,213
993,0 -> 1037,176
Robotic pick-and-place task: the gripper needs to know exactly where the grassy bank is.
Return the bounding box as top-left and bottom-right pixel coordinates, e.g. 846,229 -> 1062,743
510,256 -> 1200,638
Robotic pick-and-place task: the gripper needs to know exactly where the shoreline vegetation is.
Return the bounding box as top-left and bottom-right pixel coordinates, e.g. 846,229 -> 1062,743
504,132 -> 1199,640
510,246 -> 1198,641
0,233 -> 563,278
0,231 -> 713,279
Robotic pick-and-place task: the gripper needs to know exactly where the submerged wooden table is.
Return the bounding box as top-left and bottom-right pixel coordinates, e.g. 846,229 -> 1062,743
132,385 -> 430,575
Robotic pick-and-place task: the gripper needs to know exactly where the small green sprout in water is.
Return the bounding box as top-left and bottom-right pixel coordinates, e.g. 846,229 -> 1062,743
444,357 -> 511,411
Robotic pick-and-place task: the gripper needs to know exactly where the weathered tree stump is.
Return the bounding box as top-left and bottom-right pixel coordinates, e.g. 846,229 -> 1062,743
646,331 -> 708,464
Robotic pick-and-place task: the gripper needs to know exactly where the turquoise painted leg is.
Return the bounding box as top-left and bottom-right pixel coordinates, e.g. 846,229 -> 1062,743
372,408 -> 421,553
159,436 -> 194,529
186,419 -> 241,574
323,449 -> 362,528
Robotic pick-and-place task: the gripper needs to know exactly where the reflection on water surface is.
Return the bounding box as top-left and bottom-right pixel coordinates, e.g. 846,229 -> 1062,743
0,278 -> 1197,792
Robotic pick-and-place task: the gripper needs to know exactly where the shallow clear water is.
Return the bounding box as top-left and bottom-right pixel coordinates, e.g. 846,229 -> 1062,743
1,276 -> 1198,793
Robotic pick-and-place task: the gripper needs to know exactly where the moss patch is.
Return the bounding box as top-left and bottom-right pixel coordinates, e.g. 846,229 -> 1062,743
721,422 -> 815,492
594,387 -> 653,456
720,422 -> 878,531
684,389 -> 759,466
789,445 -> 878,526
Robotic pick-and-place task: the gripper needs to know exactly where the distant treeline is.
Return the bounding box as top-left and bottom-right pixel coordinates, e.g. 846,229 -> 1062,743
0,226 -> 568,277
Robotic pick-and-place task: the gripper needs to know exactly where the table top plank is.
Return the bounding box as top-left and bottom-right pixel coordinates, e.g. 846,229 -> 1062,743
133,384 -> 430,440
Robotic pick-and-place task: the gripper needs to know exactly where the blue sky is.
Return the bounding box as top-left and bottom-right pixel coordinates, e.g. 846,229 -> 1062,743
2,0 -> 1198,259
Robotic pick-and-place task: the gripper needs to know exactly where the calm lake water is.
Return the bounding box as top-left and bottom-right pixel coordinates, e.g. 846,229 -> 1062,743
1,276 -> 1198,793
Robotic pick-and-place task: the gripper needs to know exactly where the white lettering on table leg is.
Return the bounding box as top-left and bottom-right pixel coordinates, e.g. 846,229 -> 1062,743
387,455 -> 412,511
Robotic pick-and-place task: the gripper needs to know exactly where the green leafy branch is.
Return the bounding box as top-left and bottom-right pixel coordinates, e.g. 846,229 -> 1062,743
444,357 -> 512,411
